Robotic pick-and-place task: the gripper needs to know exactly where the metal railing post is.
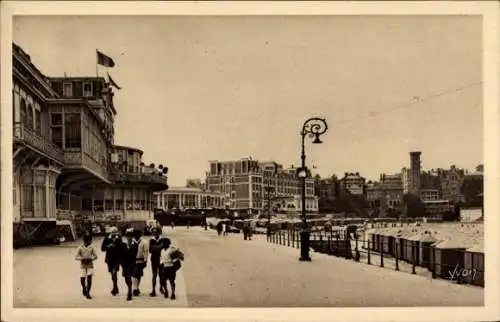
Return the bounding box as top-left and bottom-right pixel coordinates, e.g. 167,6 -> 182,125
367,239 -> 371,265
355,236 -> 360,261
412,244 -> 416,275
395,242 -> 400,271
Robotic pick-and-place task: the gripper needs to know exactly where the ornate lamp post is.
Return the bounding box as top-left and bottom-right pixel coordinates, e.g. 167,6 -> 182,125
264,185 -> 274,236
297,117 -> 328,261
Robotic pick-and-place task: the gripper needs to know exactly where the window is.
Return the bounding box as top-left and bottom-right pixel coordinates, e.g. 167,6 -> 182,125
83,82 -> 93,97
26,104 -> 33,129
63,83 -> 73,97
20,99 -> 27,125
50,113 -> 63,148
64,113 -> 81,148
105,200 -> 113,210
35,109 -> 41,133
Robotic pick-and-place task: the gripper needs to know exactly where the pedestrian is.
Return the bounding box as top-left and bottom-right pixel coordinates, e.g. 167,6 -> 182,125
148,227 -> 164,297
186,220 -> 191,230
216,222 -> 222,236
243,223 -> 249,240
101,226 -> 123,296
171,221 -> 175,230
221,222 -> 226,236
159,238 -> 184,300
132,229 -> 149,296
121,228 -> 138,301
75,232 -> 98,299
248,224 -> 253,240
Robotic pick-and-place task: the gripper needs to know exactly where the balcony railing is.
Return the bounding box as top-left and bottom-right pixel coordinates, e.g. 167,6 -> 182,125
13,123 -> 65,163
108,170 -> 169,188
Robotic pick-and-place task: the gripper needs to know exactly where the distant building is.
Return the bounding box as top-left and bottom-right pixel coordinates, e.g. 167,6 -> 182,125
366,182 -> 403,214
422,200 -> 453,214
409,151 -> 422,195
315,177 -> 339,200
401,167 -> 411,194
205,158 -> 317,214
437,165 -> 465,203
380,173 -> 402,187
420,171 -> 440,191
339,172 -> 366,198
154,187 -> 221,211
420,189 -> 441,202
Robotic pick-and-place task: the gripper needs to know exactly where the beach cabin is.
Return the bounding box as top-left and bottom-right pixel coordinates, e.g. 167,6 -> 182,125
432,237 -> 474,280
402,228 -> 419,263
463,239 -> 484,287
417,232 -> 438,269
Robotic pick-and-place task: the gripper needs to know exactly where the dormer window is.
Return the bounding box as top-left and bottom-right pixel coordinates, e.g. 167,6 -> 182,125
83,82 -> 93,97
63,82 -> 73,97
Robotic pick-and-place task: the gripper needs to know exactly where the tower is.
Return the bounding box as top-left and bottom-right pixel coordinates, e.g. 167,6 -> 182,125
409,151 -> 422,195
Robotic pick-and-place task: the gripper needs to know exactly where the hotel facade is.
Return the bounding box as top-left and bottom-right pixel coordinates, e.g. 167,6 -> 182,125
205,158 -> 318,215
12,43 -> 168,245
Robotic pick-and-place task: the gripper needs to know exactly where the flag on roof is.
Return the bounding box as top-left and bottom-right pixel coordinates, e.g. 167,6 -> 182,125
97,50 -> 115,67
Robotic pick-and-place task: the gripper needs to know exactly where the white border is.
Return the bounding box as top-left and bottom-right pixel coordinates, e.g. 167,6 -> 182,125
1,2 -> 499,322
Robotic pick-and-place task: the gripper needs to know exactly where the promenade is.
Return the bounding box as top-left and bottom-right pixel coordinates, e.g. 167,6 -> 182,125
13,227 -> 483,307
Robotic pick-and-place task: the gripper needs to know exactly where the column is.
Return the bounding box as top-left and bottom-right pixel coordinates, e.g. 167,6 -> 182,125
131,187 -> 135,212
178,194 -> 182,208
112,187 -> 116,217
197,194 -> 201,208
45,171 -> 50,219
32,168 -> 36,217
122,187 -> 126,221
91,185 -> 95,217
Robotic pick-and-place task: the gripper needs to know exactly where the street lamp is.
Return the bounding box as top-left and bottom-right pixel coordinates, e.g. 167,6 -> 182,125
264,185 -> 275,236
298,117 -> 328,261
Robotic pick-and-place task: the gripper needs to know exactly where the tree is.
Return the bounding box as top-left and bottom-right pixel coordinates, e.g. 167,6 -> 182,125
403,193 -> 426,217
461,175 -> 483,207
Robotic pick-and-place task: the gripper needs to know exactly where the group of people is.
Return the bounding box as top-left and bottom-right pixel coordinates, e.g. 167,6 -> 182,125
75,226 -> 184,301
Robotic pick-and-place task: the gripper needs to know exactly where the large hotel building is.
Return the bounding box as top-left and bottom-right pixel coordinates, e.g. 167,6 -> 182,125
204,158 -> 318,215
12,43 -> 168,246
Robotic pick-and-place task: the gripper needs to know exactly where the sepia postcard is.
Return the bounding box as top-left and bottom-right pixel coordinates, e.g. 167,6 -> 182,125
1,1 -> 499,322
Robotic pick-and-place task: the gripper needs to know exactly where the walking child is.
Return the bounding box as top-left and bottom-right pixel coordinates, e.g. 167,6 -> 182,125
159,238 -> 184,300
148,227 -> 164,297
121,228 -> 138,301
132,229 -> 149,296
75,232 -> 98,299
101,226 -> 123,296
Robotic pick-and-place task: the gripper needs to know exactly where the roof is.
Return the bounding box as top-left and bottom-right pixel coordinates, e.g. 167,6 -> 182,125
159,187 -> 220,195
49,76 -> 106,82
114,145 -> 144,155
467,239 -> 484,253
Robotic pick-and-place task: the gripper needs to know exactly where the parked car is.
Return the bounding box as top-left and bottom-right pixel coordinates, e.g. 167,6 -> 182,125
92,224 -> 102,235
104,225 -> 113,234
227,226 -> 240,233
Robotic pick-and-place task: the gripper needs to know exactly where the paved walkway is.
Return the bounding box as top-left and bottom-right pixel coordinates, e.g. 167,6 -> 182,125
13,226 -> 483,307
13,229 -> 188,308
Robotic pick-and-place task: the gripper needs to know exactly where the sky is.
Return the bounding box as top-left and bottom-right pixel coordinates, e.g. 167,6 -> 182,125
13,15 -> 483,186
